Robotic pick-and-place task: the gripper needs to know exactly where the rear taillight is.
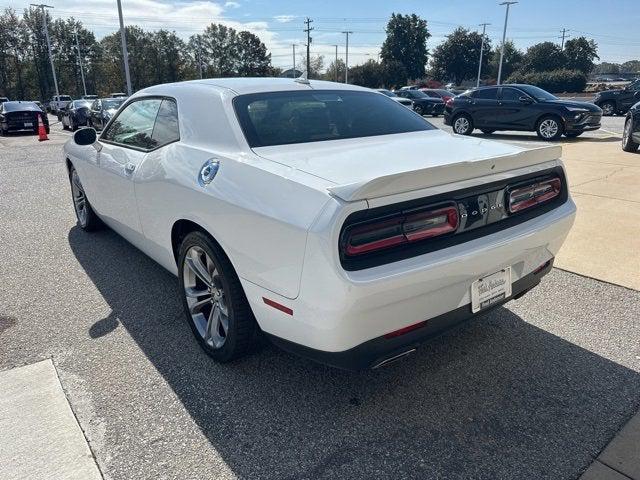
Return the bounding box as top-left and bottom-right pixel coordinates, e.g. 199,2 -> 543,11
343,203 -> 458,256
445,97 -> 454,107
508,177 -> 561,213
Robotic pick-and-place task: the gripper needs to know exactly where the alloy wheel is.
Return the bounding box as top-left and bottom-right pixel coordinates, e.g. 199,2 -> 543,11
454,116 -> 470,134
539,119 -> 559,139
182,246 -> 229,349
70,170 -> 88,226
601,103 -> 614,116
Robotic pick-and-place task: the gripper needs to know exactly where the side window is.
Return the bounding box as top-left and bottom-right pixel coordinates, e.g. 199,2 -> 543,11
501,88 -> 522,101
102,98 -> 162,150
629,81 -> 640,92
472,88 -> 498,100
424,91 -> 438,98
151,99 -> 179,147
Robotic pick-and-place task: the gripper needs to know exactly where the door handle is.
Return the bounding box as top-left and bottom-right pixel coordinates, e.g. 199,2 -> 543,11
124,162 -> 136,174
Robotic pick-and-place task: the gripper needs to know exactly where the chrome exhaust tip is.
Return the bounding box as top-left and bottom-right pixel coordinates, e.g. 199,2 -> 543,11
372,348 -> 416,369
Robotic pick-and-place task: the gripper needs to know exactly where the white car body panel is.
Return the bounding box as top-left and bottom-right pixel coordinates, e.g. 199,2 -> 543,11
63,78 -> 576,366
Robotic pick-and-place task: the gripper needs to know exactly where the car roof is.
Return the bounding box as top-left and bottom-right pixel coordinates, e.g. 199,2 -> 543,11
137,78 -> 372,97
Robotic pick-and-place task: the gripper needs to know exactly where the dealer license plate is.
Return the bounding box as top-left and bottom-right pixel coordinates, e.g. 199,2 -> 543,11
471,267 -> 512,313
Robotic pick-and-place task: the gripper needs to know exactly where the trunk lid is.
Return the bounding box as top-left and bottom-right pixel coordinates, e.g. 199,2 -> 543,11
253,130 -> 562,201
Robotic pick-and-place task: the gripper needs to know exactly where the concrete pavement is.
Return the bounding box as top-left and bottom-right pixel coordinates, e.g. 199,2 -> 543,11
0,360 -> 102,480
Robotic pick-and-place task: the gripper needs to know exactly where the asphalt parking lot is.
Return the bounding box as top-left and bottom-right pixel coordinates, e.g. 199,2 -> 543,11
1,114 -> 639,479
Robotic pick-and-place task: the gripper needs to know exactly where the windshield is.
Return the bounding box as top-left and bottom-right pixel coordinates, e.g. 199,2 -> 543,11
73,100 -> 92,108
516,85 -> 557,101
2,101 -> 39,112
59,96 -> 72,101
103,99 -> 124,110
234,90 -> 434,148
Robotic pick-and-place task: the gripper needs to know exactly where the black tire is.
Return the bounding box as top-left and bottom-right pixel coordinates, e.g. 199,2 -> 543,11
564,132 -> 583,138
431,113 -> 439,117
622,118 -> 639,152
178,231 -> 260,363
62,122 -> 68,131
536,115 -> 564,141
69,166 -> 103,231
452,113 -> 474,135
481,129 -> 495,134
415,105 -> 425,116
600,101 -> 616,116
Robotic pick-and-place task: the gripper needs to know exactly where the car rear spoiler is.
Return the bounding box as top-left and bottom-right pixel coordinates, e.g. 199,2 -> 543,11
327,145 -> 562,202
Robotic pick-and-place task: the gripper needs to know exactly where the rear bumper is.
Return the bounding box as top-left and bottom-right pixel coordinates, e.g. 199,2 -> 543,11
267,260 -> 552,370
243,196 -> 576,364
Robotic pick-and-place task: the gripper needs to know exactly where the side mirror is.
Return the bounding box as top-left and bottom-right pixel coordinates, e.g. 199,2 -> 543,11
73,127 -> 97,146
519,96 -> 533,104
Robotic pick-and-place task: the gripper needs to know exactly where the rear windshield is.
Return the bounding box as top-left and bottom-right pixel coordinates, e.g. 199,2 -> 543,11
58,96 -> 72,101
103,99 -> 125,109
2,101 -> 38,112
234,90 -> 433,147
72,100 -> 92,108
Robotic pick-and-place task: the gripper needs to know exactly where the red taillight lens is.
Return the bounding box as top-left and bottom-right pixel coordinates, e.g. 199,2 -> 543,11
508,177 -> 561,213
344,203 -> 459,256
445,97 -> 454,106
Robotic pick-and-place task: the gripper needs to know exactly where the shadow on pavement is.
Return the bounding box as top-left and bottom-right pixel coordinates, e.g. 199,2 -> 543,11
470,132 -> 621,143
68,225 -> 640,480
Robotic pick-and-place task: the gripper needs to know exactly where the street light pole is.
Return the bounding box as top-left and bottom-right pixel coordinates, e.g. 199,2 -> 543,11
476,23 -> 490,88
333,45 -> 338,82
30,4 -> 58,98
342,31 -> 352,83
74,27 -> 87,96
292,44 -> 296,76
497,1 -> 517,85
116,0 -> 132,96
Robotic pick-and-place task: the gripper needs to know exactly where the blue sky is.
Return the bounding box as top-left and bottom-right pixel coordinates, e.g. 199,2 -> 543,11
5,0 -> 639,68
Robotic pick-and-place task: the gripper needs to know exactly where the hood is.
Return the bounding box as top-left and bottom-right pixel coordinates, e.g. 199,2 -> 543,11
253,129 -> 561,201
545,99 -> 601,112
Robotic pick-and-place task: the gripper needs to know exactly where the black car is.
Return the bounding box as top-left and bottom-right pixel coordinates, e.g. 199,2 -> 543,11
594,79 -> 640,116
0,101 -> 49,135
60,99 -> 94,131
394,90 -> 446,116
88,97 -> 126,130
420,88 -> 454,104
622,101 -> 640,153
444,84 -> 602,140
376,89 -> 413,107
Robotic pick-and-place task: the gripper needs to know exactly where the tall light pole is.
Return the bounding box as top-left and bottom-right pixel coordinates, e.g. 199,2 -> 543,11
342,31 -> 352,83
476,23 -> 490,88
30,4 -> 58,98
116,0 -> 132,96
74,27 -> 87,96
332,45 -> 338,82
497,1 -> 517,85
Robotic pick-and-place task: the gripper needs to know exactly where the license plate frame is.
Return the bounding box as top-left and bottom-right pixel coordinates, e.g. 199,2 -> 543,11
471,267 -> 512,313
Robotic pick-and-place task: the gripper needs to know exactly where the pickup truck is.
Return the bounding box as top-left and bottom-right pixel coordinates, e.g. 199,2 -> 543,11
48,95 -> 73,114
594,79 -> 640,116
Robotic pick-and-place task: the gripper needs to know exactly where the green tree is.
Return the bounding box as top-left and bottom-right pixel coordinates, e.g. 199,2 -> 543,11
563,36 -> 599,75
487,41 -> 523,81
381,60 -> 408,88
593,62 -> 621,75
349,60 -> 384,88
235,30 -> 271,76
380,13 -> 430,80
298,54 -> 324,78
521,41 -> 565,73
324,58 -> 346,82
621,60 -> 640,73
429,27 -> 491,84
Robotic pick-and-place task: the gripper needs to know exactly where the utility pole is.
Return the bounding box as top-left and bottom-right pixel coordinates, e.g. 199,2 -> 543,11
342,31 -> 352,83
292,44 -> 296,75
304,18 -> 313,77
476,23 -> 490,88
332,45 -> 338,82
559,28 -> 570,50
30,4 -> 58,98
74,27 -> 87,96
497,1 -> 517,85
116,0 -> 132,96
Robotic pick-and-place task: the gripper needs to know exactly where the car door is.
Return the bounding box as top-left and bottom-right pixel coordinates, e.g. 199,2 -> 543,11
621,81 -> 640,111
496,87 -> 535,129
468,88 -> 500,128
94,98 -> 163,242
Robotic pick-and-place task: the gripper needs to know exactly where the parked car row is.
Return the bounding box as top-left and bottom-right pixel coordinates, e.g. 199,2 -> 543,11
58,97 -> 127,131
594,79 -> 640,116
47,92 -> 128,114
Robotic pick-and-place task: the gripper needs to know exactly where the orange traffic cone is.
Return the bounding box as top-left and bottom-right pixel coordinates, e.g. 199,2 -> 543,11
37,113 -> 49,142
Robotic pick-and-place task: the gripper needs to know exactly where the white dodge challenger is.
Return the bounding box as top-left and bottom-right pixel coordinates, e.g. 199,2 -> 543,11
64,78 -> 576,370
